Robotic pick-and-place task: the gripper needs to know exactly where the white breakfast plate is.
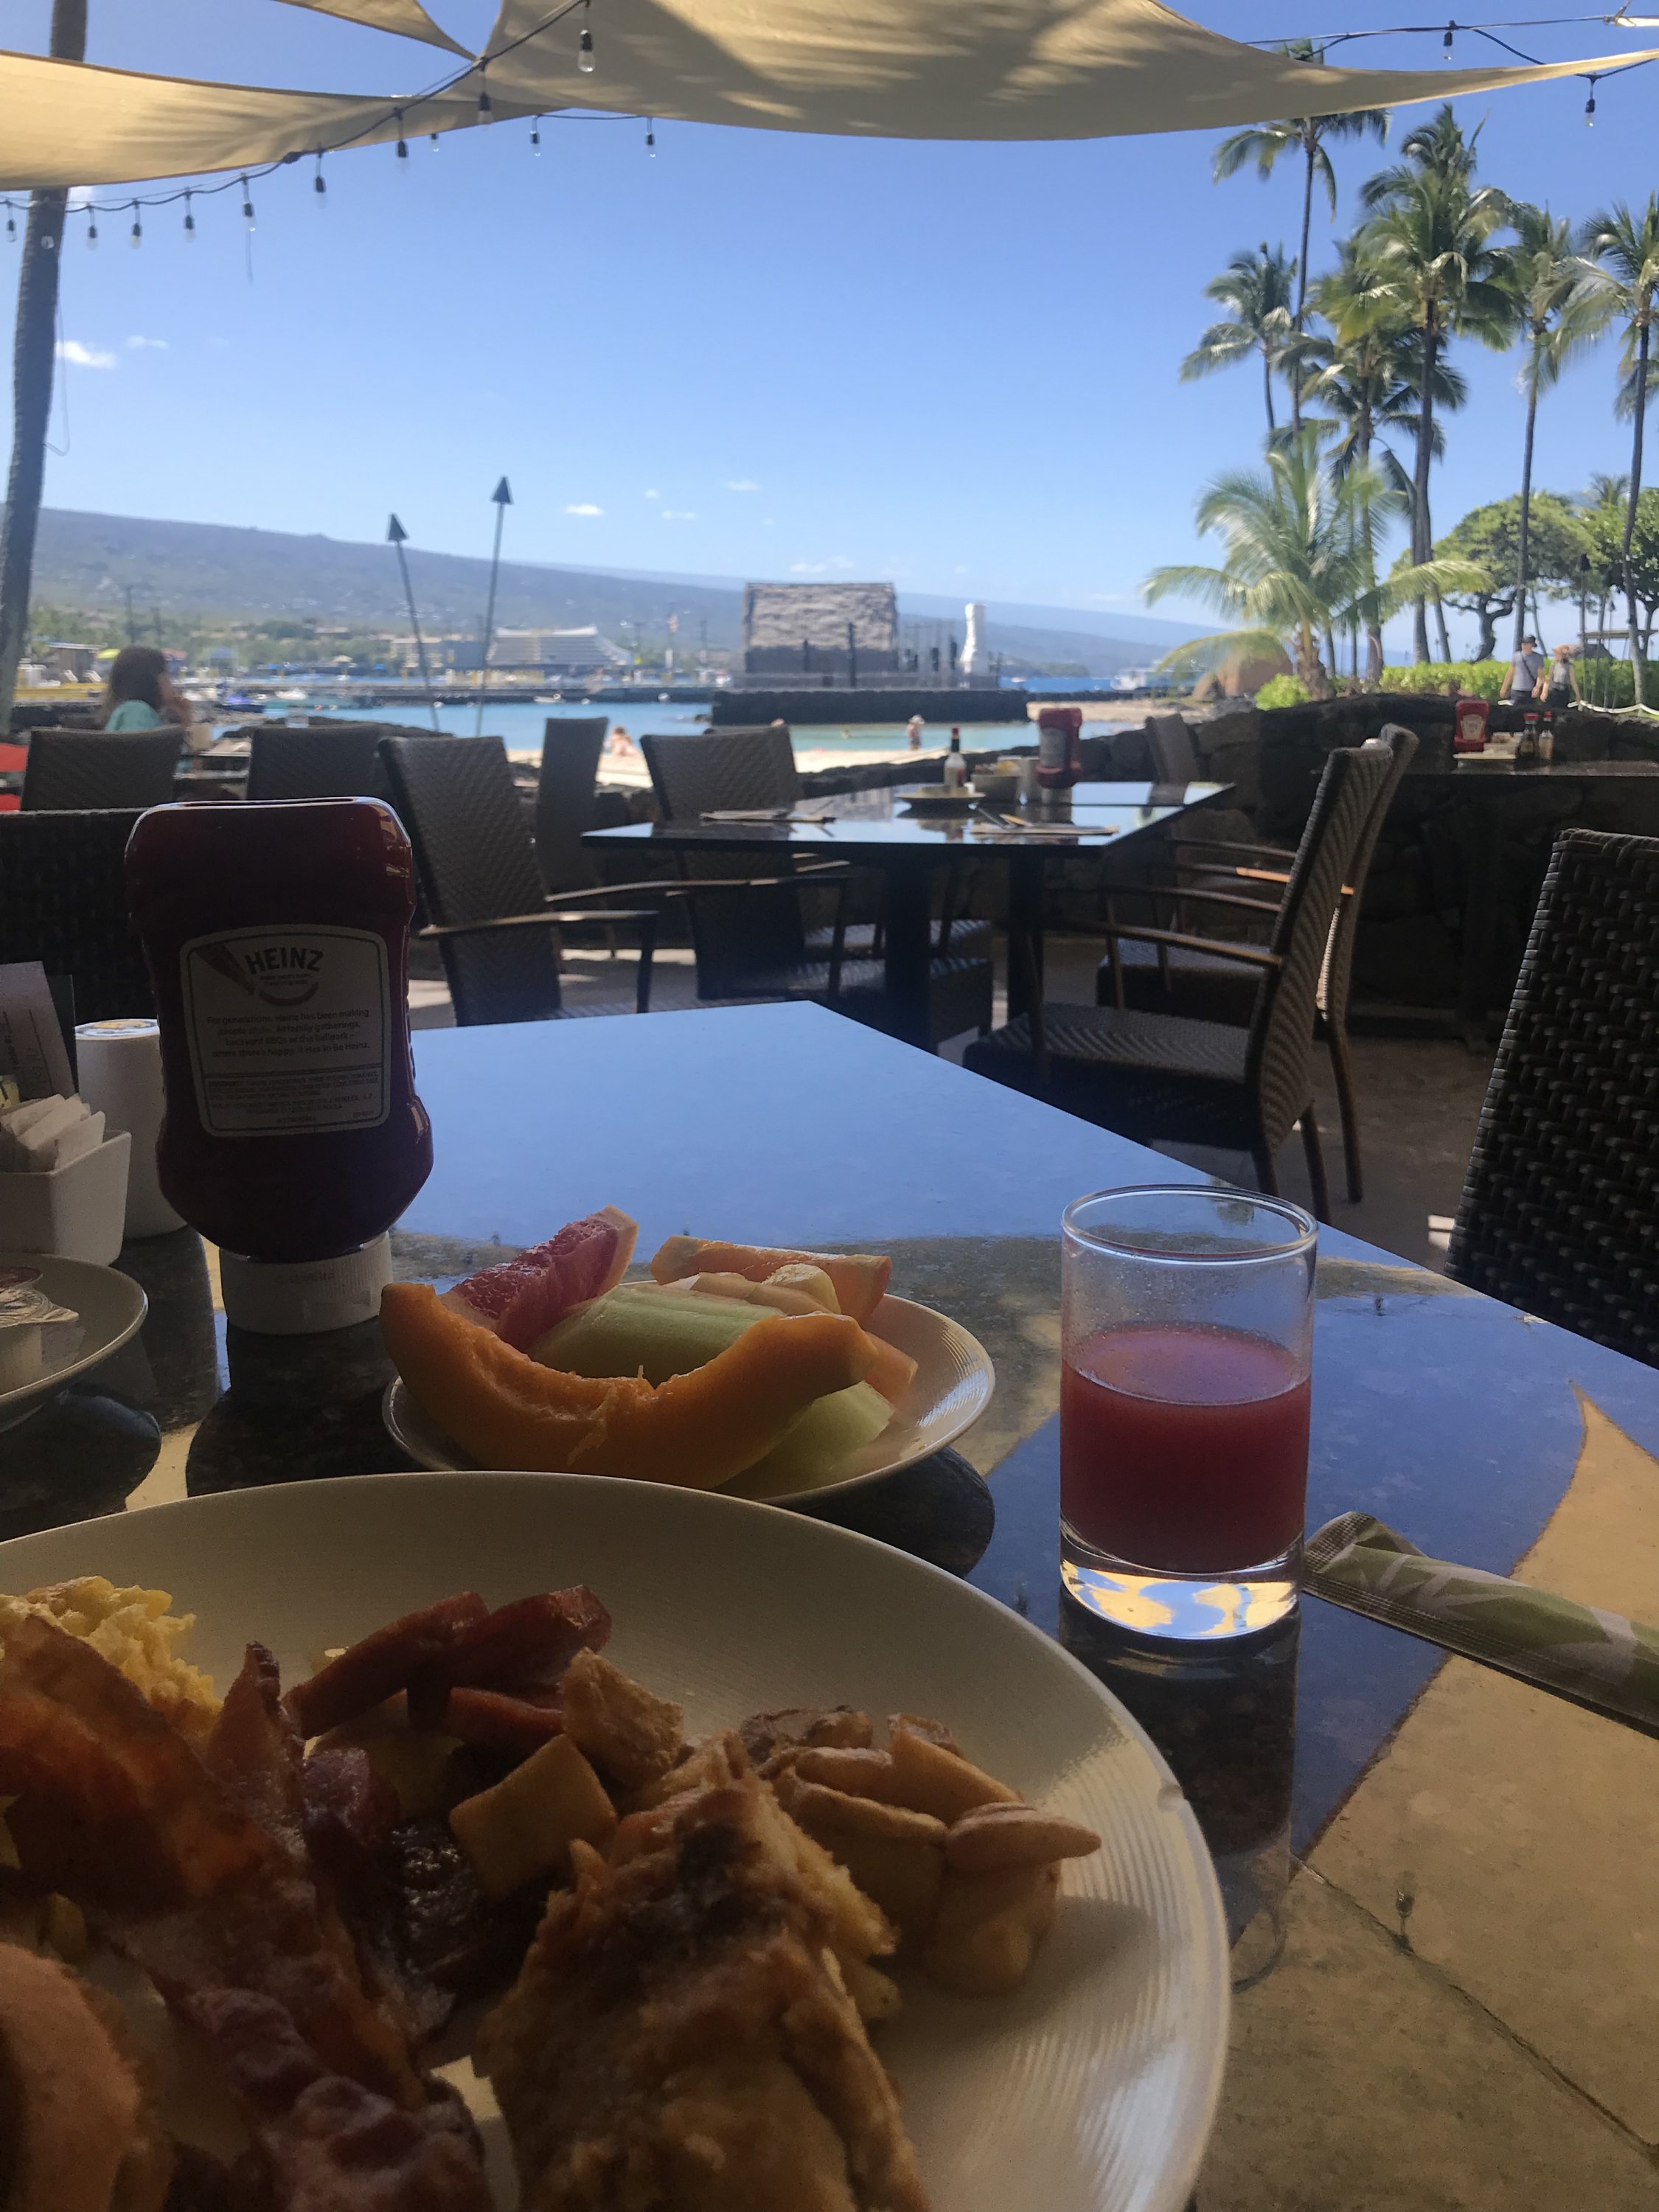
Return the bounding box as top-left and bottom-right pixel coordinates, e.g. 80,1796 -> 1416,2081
382,1290 -> 995,1503
0,1251 -> 148,1430
0,1472 -> 1229,2212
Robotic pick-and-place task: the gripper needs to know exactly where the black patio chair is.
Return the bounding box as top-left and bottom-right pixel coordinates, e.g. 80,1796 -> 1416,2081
966,743 -> 1397,1222
0,808 -> 153,1020
246,724 -> 400,803
1144,712 -> 1202,785
641,726 -> 992,1045
535,716 -> 611,894
21,729 -> 182,811
1447,828 -> 1659,1367
379,735 -> 673,1026
1096,726 -> 1419,1202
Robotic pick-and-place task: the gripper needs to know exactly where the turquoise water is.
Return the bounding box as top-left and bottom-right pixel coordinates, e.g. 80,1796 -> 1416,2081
248,698 -> 1137,760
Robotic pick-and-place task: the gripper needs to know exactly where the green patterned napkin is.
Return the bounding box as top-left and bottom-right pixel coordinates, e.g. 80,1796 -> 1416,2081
1304,1512 -> 1659,1739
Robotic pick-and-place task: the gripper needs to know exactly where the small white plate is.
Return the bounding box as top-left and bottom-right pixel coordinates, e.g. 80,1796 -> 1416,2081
0,1472 -> 1229,2212
0,1251 -> 147,1430
383,1291 -> 993,1503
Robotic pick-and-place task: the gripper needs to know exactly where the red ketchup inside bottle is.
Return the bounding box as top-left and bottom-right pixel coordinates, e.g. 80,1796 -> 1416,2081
1035,705 -> 1084,790
127,800 -> 432,1332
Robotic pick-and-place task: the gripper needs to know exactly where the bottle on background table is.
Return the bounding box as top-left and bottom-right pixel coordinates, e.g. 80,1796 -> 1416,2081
942,728 -> 968,791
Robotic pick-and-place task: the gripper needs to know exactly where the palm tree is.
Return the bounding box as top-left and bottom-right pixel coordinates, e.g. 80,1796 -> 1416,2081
1357,111 -> 1515,661
1143,428 -> 1485,698
1212,61 -> 1388,426
1576,197 -> 1659,705
1498,206 -> 1614,657
1180,243 -> 1300,434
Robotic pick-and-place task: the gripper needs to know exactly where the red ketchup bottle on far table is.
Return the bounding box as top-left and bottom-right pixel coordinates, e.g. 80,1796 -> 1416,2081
1035,705 -> 1084,791
126,799 -> 432,1333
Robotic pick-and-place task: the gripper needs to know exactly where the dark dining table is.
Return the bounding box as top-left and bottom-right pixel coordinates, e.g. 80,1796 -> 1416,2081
4,1001 -> 1654,2205
586,779 -> 1234,1046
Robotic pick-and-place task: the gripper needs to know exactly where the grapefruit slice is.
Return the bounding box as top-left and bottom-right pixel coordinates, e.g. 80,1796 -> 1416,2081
650,1236 -> 891,1324
444,1206 -> 637,1352
382,1284 -> 879,1489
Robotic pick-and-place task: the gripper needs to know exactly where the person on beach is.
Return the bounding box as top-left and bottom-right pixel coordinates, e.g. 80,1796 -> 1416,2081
100,645 -> 209,749
606,723 -> 639,757
1506,636 -> 1545,706
1541,643 -> 1576,708
906,714 -> 925,751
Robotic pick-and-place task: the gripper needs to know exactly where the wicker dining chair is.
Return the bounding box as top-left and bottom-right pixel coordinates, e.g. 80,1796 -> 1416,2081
967,744 -> 1397,1221
0,807 -> 154,1020
21,729 -> 182,811
641,726 -> 992,1043
1095,726 -> 1419,1203
1447,829 -> 1659,1367
246,724 -> 400,803
534,716 -> 613,897
379,736 -> 672,1026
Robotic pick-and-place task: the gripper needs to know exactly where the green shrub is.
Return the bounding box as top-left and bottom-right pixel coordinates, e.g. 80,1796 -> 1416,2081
1378,661 -> 1507,700
1254,673 -> 1311,709
1574,657 -> 1638,709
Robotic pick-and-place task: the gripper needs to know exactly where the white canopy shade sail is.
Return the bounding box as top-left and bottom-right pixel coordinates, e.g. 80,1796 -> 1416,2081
1,0 -> 1652,189
277,0 -> 471,56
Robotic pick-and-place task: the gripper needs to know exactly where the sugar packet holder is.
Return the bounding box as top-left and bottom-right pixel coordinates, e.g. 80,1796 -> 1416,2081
0,1095 -> 131,1265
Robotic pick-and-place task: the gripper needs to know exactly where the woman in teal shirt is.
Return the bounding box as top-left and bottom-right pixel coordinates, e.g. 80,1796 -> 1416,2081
101,644 -> 206,747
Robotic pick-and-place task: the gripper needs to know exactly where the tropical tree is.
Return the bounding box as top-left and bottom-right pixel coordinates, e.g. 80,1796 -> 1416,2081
1579,486 -> 1659,659
1497,206 -> 1614,655
1576,197 -> 1659,704
1180,243 -> 1301,433
1142,427 -> 1486,698
1356,108 -> 1516,661
1433,493 -> 1588,659
1211,64 -> 1388,425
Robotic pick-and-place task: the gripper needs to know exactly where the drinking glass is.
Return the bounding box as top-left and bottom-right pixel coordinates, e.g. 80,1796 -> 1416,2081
1060,1185 -> 1316,1641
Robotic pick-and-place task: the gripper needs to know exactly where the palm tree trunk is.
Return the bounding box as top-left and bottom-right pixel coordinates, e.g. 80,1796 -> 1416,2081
1434,595 -> 1452,664
1358,411 -> 1384,682
1411,322 -> 1439,665
1624,318 -> 1649,709
1263,348 -> 1277,436
1513,352 -> 1540,656
1292,137 -> 1315,432
0,0 -> 87,731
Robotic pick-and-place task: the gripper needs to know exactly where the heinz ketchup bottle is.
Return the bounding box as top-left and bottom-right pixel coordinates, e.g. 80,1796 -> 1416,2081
127,800 -> 432,1333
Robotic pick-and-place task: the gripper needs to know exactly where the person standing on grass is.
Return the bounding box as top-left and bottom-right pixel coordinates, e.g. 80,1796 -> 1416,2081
1506,636 -> 1545,707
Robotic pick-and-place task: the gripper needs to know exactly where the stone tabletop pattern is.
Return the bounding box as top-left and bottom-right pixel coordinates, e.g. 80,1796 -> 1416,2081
4,1001 -> 1655,2208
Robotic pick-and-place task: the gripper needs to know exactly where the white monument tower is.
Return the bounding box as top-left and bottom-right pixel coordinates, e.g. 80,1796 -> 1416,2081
959,602 -> 990,682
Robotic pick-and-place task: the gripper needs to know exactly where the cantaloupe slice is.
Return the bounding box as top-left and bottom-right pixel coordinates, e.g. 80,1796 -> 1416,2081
382,1284 -> 878,1489
650,1237 -> 891,1325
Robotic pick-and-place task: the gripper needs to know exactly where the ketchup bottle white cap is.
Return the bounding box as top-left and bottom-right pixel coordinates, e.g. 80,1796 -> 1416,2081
218,1233 -> 393,1335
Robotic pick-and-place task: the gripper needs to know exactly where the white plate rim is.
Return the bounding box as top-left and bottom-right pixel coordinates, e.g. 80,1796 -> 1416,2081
381,1290 -> 995,1503
0,1468 -> 1231,2212
0,1251 -> 148,1423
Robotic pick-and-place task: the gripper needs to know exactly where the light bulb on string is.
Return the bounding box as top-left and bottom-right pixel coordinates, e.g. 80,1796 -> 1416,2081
396,109 -> 409,163
431,131 -> 440,149
646,119 -> 655,155
1442,19 -> 1455,58
314,154 -> 327,205
86,206 -> 97,250
531,114 -> 542,153
578,3 -> 595,73
183,191 -> 196,243
241,176 -> 256,229
4,206 -> 15,244
1585,77 -> 1598,121
477,65 -> 492,116
130,202 -> 143,249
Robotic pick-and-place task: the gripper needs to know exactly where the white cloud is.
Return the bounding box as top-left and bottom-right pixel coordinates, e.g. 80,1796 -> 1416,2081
644,489 -> 660,500
563,502 -> 604,517
789,556 -> 855,575
56,339 -> 116,369
126,335 -> 168,351
726,479 -> 760,492
661,509 -> 697,521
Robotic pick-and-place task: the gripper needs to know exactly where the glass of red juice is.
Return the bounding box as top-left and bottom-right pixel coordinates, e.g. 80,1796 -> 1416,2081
1060,1186 -> 1316,1641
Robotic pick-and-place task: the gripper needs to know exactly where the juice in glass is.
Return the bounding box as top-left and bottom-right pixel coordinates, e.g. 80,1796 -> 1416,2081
1060,1187 -> 1315,1639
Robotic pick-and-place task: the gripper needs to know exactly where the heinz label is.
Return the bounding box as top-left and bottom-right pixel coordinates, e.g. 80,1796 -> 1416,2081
180,926 -> 392,1136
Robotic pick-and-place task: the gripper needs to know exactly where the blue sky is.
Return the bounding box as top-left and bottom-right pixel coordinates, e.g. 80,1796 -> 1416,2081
8,0 -> 1658,647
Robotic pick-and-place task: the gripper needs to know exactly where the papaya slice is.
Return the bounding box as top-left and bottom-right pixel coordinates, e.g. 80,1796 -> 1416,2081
650,1237 -> 891,1325
382,1284 -> 879,1489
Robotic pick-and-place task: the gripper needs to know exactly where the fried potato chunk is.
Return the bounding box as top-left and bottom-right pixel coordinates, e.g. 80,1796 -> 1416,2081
886,1728 -> 1019,1824
449,1733 -> 618,1899
773,1775 -> 947,1941
560,1648 -> 685,1793
921,1863 -> 1061,1997
944,1804 -> 1102,1874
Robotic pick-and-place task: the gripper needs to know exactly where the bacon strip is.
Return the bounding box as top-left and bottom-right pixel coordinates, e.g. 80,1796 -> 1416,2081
439,1686 -> 566,1757
285,1594 -> 488,1739
404,1588 -> 611,1731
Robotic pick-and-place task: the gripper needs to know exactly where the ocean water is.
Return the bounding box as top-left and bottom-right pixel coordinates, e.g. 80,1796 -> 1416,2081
257,697 -> 1137,764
